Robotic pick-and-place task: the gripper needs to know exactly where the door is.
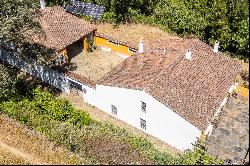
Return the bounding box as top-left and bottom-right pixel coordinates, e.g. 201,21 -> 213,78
68,79 -> 83,97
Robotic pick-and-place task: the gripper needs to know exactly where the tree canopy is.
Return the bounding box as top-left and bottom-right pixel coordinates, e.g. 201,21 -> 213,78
0,0 -> 48,98
0,0 -> 55,63
47,0 -> 249,60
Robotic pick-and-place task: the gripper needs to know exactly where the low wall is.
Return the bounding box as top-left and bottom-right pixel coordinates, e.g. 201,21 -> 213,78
235,86 -> 249,97
94,34 -> 137,57
0,49 -> 70,93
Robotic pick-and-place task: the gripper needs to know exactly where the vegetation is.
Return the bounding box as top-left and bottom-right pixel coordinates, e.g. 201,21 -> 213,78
46,0 -> 249,60
0,78 -> 222,165
0,0 -> 56,64
86,37 -> 94,52
0,115 -> 90,165
0,64 -> 16,100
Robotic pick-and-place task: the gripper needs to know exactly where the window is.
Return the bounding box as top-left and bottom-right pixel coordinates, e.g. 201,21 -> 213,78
82,88 -> 87,94
111,105 -> 117,115
69,80 -> 82,91
140,118 -> 146,130
141,101 -> 146,112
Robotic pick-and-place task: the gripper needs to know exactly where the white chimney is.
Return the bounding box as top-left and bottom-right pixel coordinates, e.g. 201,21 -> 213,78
185,49 -> 192,60
163,48 -> 166,54
213,40 -> 220,53
138,37 -> 144,53
40,0 -> 46,10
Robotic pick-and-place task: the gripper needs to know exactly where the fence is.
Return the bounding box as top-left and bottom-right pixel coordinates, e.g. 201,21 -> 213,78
0,49 -> 70,93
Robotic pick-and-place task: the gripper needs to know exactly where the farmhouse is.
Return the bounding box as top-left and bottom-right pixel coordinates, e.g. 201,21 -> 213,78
0,4 -> 242,151
84,37 -> 242,150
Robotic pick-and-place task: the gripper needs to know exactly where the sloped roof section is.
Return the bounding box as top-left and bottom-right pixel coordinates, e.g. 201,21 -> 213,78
100,37 -> 242,131
99,49 -> 178,90
27,6 -> 96,51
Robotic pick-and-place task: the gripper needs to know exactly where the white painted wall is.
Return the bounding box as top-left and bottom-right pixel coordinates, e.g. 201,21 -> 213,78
0,49 -> 70,93
84,85 -> 201,151
205,84 -> 237,136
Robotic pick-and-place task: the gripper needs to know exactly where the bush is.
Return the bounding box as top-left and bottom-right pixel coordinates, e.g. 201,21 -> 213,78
0,63 -> 16,101
0,88 -> 92,127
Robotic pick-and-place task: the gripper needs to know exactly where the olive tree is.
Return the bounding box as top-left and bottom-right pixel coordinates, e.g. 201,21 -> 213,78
0,0 -> 49,98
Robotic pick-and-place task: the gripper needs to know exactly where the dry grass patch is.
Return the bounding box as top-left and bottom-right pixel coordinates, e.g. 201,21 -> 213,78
0,146 -> 29,165
70,49 -> 124,81
96,23 -> 179,48
235,60 -> 249,88
0,115 -> 89,165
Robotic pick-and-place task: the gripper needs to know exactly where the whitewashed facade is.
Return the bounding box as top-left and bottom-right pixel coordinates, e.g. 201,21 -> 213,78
81,85 -> 201,151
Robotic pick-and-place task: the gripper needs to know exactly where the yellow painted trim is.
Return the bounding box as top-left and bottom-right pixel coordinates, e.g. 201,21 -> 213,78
58,48 -> 69,64
94,36 -> 135,56
199,131 -> 206,142
234,86 -> 249,97
83,37 -> 88,52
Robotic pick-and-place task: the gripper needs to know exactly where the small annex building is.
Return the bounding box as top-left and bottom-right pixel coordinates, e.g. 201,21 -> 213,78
26,6 -> 96,64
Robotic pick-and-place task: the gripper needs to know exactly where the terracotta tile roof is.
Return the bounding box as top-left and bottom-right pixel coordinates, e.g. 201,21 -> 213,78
27,6 -> 96,51
65,71 -> 96,88
99,37 -> 242,131
99,49 -> 178,90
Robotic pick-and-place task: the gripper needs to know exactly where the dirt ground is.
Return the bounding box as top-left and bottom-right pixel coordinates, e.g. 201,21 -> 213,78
0,115 -> 89,165
70,49 -> 124,82
96,23 -> 179,48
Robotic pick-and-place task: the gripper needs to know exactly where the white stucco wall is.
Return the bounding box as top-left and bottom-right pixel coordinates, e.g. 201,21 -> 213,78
84,85 -> 201,151
205,84 -> 237,136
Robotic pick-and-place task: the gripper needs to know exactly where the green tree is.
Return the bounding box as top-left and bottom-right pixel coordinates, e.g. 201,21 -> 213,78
0,0 -> 53,63
0,64 -> 16,100
0,0 -> 51,99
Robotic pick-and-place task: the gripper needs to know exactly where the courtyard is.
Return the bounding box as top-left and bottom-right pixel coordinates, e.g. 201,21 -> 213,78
66,42 -> 124,82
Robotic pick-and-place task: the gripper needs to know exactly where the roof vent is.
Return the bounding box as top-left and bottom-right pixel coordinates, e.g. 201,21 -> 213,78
213,40 -> 220,53
40,0 -> 46,10
185,49 -> 192,60
138,37 -> 144,53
